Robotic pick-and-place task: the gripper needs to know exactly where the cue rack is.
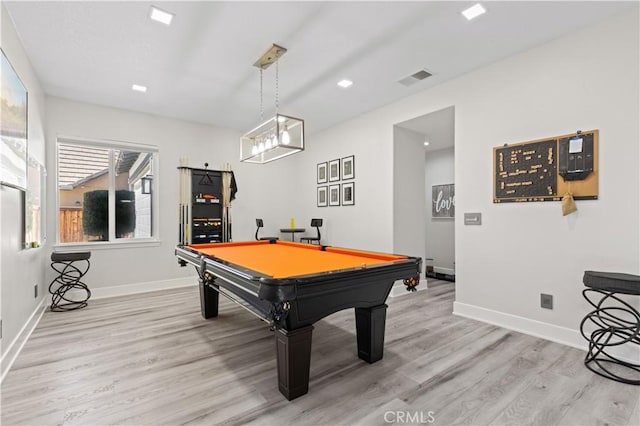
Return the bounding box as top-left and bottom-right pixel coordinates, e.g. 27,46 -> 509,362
178,163 -> 235,245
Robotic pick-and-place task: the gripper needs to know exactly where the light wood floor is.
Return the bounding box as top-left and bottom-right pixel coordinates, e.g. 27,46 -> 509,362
2,280 -> 639,426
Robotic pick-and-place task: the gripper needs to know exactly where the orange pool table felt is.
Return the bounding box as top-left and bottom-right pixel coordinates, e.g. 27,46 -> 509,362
187,240 -> 407,279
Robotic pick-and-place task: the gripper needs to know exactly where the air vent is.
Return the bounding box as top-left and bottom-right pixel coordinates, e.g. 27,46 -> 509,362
398,69 -> 433,86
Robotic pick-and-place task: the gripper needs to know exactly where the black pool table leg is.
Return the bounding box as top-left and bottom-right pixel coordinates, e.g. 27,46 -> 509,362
275,325 -> 314,401
199,277 -> 219,319
355,304 -> 388,363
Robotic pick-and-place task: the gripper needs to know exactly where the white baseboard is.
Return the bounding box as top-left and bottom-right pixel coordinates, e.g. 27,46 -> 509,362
390,278 -> 428,298
453,301 -> 640,364
1,298 -> 47,383
57,276 -> 198,302
434,267 -> 455,275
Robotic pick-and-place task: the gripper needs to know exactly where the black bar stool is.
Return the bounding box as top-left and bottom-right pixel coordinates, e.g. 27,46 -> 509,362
580,270 -> 640,385
49,251 -> 92,311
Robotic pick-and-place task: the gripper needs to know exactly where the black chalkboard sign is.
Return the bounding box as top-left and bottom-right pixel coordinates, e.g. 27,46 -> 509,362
494,130 -> 599,203
494,139 -> 559,202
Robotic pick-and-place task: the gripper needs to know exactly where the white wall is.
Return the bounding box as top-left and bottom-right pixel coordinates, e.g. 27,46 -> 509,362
301,9 -> 639,348
451,11 -> 639,333
237,152 -> 301,241
393,126 -> 426,261
425,147 -> 455,272
45,97 -> 298,291
296,113 -> 396,251
1,2 -> 48,376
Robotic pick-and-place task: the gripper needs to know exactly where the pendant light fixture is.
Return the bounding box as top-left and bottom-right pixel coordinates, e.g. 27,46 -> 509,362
240,44 -> 305,164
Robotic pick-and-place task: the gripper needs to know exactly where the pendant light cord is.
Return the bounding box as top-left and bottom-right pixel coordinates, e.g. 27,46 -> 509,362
275,56 -> 279,114
260,68 -> 264,122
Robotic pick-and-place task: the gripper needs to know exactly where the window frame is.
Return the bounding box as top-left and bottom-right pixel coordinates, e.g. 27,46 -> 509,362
55,136 -> 160,249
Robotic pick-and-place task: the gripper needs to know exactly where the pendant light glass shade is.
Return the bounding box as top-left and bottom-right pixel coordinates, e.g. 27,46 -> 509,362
281,126 -> 291,145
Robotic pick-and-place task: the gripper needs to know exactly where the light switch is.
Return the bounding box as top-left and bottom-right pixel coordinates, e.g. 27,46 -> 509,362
464,212 -> 482,225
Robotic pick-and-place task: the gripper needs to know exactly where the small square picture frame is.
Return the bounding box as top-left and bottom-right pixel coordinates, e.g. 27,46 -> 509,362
341,155 -> 354,180
317,186 -> 328,207
317,162 -> 327,184
342,182 -> 355,206
328,159 -> 340,182
329,184 -> 341,206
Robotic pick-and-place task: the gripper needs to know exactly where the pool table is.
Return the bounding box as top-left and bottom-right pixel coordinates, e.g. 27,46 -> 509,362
175,239 -> 421,400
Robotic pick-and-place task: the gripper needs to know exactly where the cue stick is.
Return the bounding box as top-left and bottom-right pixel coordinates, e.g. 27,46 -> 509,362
180,165 -> 185,244
227,163 -> 232,241
185,167 -> 191,244
179,165 -> 183,244
179,164 -> 190,245
222,163 -> 231,242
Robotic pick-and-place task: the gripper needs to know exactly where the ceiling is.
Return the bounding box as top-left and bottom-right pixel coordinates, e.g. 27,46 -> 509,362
5,1 -> 634,135
397,106 -> 455,152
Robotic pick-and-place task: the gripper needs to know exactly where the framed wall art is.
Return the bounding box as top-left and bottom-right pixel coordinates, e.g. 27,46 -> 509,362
329,184 -> 340,206
342,182 -> 354,206
317,186 -> 328,207
432,183 -> 455,218
328,159 -> 340,182
317,162 -> 327,184
1,48 -> 28,190
341,155 -> 354,180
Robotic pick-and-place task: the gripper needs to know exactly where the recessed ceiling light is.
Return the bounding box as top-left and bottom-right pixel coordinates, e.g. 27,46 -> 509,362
462,3 -> 486,20
337,79 -> 353,88
132,84 -> 147,93
424,141 -> 430,146
150,6 -> 174,25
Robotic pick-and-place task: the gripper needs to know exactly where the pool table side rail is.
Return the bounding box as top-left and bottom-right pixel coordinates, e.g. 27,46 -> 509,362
288,262 -> 422,326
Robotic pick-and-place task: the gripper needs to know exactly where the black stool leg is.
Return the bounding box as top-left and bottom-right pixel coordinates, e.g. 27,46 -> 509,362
580,289 -> 640,385
49,259 -> 91,311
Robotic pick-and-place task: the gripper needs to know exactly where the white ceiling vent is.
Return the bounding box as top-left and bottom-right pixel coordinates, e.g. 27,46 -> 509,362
398,69 -> 432,86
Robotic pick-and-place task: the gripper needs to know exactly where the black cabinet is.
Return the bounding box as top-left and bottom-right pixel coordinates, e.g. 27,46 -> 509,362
178,166 -> 235,244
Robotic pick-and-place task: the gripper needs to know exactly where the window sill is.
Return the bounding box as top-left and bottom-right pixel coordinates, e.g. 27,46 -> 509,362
54,239 -> 162,251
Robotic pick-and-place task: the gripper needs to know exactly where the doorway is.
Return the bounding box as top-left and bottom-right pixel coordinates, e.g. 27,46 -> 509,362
393,106 -> 455,284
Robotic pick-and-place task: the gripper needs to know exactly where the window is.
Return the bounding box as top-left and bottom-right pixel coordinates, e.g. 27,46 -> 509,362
57,137 -> 158,244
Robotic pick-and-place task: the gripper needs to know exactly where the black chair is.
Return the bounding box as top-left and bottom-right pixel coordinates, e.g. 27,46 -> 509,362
580,270 -> 640,385
255,218 -> 278,241
300,219 -> 323,245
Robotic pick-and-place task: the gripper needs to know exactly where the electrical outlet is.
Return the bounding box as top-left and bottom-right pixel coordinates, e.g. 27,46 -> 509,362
541,293 -> 553,309
34,284 -> 38,298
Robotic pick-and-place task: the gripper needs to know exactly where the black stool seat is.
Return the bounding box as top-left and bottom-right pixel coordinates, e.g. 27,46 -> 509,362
51,251 -> 91,263
583,271 -> 640,294
49,251 -> 92,312
580,270 -> 640,385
